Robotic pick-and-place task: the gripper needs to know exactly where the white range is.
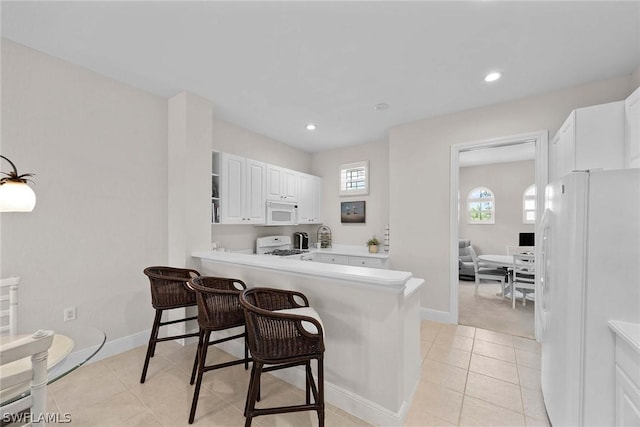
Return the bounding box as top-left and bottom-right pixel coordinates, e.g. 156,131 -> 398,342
255,235 -> 306,257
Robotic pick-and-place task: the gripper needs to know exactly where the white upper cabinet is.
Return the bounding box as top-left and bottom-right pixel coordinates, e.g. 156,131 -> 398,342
298,173 -> 322,224
219,152 -> 266,224
625,86 -> 640,169
550,101 -> 625,182
266,165 -> 298,202
214,151 -> 322,226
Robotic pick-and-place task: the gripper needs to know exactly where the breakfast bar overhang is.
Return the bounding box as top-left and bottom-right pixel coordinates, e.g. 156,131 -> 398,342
192,251 -> 424,427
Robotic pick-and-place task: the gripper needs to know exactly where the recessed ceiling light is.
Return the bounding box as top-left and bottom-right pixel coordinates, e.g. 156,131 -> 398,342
374,103 -> 390,111
484,72 -> 502,82
305,123 -> 316,131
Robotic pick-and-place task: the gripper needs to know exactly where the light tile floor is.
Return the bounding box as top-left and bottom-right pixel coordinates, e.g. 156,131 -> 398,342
43,321 -> 550,426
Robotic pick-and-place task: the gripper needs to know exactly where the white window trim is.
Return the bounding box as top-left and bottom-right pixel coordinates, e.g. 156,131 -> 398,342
339,161 -> 369,196
467,187 -> 495,224
523,184 -> 536,224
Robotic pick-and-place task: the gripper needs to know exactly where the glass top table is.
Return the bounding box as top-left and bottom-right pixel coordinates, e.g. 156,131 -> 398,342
0,324 -> 106,407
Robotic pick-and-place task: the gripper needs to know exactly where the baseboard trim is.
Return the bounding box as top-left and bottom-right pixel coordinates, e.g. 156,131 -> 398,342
58,329 -> 150,371
420,307 -> 456,324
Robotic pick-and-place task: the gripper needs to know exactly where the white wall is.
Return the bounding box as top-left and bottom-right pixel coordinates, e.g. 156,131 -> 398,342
1,39 -> 167,344
213,118 -> 311,173
389,74 -> 636,315
632,65 -> 640,89
311,140 -> 389,248
459,160 -> 535,255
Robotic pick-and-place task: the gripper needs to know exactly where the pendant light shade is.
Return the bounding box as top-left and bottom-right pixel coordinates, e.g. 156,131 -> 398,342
0,155 -> 36,212
0,181 -> 36,212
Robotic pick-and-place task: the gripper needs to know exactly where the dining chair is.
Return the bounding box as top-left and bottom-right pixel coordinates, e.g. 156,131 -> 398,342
469,247 -> 507,296
187,276 -> 252,424
0,277 -> 19,337
0,330 -> 54,427
140,266 -> 201,383
240,287 -> 325,427
512,253 -> 535,309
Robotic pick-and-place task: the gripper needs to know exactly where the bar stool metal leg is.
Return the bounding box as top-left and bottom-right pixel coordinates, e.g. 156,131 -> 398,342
190,329 -> 206,385
140,309 -> 162,384
244,362 -> 264,427
189,330 -> 211,424
318,358 -> 325,427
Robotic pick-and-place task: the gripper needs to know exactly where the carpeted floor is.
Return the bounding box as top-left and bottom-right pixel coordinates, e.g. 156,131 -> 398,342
458,280 -> 535,339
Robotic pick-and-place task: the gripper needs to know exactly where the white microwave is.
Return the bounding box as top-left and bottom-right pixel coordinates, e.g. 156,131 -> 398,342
266,201 -> 298,225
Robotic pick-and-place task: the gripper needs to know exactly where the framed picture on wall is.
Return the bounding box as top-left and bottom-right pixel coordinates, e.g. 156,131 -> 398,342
341,201 -> 366,223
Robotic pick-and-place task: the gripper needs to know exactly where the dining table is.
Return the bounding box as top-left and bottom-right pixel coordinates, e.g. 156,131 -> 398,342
0,324 -> 106,408
477,254 -> 517,269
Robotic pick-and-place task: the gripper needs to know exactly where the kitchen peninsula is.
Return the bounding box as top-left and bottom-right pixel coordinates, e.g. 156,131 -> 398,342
191,250 -> 424,426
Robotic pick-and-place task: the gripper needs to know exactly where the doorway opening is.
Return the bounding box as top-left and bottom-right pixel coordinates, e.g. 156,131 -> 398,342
449,131 -> 548,340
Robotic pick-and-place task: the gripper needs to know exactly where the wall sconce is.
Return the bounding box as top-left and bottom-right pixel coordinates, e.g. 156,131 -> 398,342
0,155 -> 36,212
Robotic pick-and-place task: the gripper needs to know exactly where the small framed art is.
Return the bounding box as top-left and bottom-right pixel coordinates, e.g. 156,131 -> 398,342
341,201 -> 366,223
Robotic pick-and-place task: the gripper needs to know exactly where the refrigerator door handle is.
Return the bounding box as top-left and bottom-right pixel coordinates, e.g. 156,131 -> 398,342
539,209 -> 551,329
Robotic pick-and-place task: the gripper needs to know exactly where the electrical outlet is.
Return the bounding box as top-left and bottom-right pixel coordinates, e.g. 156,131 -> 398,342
63,306 -> 76,322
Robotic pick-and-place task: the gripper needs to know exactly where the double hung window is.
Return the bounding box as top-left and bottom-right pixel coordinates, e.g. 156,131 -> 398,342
339,161 -> 369,196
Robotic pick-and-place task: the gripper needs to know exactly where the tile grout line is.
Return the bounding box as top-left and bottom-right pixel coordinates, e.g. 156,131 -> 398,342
457,328 -> 477,426
515,350 -> 528,426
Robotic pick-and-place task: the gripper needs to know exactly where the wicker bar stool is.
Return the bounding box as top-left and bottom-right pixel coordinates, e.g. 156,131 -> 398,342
240,287 -> 325,427
187,276 -> 252,424
140,266 -> 201,383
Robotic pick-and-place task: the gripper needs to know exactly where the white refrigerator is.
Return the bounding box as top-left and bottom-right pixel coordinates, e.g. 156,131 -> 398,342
540,168 -> 640,426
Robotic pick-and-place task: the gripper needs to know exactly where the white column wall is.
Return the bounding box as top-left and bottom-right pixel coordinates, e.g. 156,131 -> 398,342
168,92 -> 213,268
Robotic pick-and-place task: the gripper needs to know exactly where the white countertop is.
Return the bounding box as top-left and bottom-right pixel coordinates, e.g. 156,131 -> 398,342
192,250 -> 410,288
609,320 -> 640,354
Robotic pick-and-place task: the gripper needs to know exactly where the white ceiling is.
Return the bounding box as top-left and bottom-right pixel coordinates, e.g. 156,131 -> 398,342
2,1 -> 639,153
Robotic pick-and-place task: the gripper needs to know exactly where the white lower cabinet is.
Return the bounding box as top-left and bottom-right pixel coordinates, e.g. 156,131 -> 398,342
615,366 -> 640,426
313,253 -> 388,269
314,254 -> 349,265
348,256 -> 387,269
610,321 -> 640,427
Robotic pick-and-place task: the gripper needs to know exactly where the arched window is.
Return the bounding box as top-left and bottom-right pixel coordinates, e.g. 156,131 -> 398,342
467,187 -> 495,224
523,184 -> 536,224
